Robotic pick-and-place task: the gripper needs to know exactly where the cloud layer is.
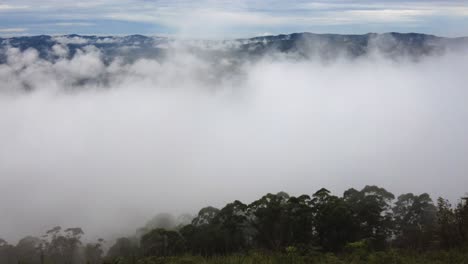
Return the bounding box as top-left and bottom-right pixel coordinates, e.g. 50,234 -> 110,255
1,40 -> 468,243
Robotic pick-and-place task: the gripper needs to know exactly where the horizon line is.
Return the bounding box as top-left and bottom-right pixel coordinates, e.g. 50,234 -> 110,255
2,31 -> 468,40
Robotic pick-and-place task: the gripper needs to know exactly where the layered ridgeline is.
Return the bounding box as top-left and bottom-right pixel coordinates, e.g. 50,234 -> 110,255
1,32 -> 468,64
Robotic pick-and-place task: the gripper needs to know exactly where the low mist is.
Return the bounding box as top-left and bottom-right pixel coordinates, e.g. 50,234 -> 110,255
1,39 -> 468,243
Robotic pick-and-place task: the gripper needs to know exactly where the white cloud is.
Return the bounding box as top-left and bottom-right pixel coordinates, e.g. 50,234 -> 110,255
53,46 -> 105,79
96,37 -> 118,44
54,22 -> 95,27
1,42 -> 468,242
342,9 -> 436,23
53,36 -> 89,45
0,4 -> 29,11
51,44 -> 69,57
0,28 -> 28,33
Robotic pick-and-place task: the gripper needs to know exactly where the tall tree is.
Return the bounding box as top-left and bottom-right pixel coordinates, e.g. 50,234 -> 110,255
311,188 -> 357,251
393,193 -> 437,249
0,239 -> 15,264
211,200 -> 250,253
344,186 -> 395,250
192,207 -> 220,227
141,228 -> 185,257
456,197 -> 468,245
41,226 -> 84,264
248,192 -> 290,250
180,207 -> 224,256
84,238 -> 104,264
15,236 -> 42,264
435,197 -> 462,249
284,194 -> 314,246
107,237 -> 140,260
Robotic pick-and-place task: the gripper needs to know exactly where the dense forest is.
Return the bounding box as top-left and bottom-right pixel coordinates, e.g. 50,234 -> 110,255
2,186 -> 468,264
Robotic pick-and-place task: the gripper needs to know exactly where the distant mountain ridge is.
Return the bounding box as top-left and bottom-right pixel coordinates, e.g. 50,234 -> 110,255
1,32 -> 467,63
239,32 -> 468,58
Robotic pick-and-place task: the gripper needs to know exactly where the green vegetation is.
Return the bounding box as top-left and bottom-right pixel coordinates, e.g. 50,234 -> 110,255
108,249 -> 468,264
1,186 -> 468,263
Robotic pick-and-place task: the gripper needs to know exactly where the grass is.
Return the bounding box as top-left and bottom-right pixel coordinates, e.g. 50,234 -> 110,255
106,249 -> 468,264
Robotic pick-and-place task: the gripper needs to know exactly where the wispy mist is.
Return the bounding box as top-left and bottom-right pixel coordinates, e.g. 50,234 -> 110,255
1,38 -> 468,243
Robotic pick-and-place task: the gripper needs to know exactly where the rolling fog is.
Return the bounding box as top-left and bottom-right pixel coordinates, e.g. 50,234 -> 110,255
1,40 -> 468,243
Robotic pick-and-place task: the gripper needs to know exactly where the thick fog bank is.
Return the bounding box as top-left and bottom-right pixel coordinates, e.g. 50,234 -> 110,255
1,42 -> 468,243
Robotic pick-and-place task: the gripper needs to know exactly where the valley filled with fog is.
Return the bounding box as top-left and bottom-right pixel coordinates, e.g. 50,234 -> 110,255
1,34 -> 468,243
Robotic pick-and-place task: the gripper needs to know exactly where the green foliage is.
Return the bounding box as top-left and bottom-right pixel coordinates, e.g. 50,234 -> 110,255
248,192 -> 291,250
343,186 -> 395,250
107,237 -> 140,260
312,188 -> 356,252
393,193 -> 437,250
141,229 -> 185,257
4,186 -> 468,264
131,250 -> 468,264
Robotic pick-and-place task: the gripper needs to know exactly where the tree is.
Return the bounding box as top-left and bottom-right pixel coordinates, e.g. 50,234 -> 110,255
393,193 -> 437,249
455,197 -> 468,245
248,192 -> 290,250
344,186 -> 395,250
84,239 -> 104,264
15,236 -> 42,264
436,197 -> 462,249
284,194 -> 314,246
0,239 -> 15,264
179,206 -> 224,256
211,200 -> 250,253
192,206 -> 220,226
107,237 -> 140,260
311,188 -> 356,251
180,223 -> 225,256
140,228 -> 185,257
41,226 -> 84,264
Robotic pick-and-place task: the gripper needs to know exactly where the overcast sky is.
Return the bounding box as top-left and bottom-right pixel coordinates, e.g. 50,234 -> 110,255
1,0 -> 468,38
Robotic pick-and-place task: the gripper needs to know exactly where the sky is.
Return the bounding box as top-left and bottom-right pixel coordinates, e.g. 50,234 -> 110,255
1,0 -> 468,38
